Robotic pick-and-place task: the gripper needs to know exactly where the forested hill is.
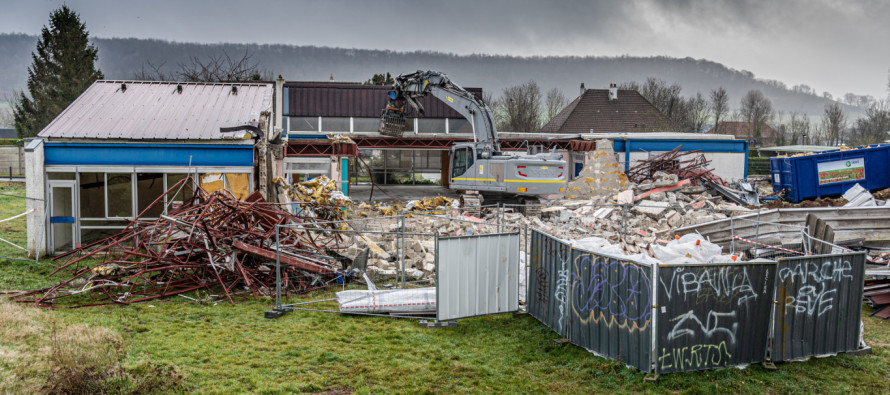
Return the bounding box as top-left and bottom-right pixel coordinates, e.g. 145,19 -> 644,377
0,33 -> 863,117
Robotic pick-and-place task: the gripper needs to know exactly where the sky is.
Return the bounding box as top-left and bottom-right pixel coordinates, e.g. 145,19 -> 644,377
1,0 -> 888,99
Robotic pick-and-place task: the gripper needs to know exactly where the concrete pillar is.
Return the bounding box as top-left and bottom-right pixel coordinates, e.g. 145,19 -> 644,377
275,75 -> 284,136
24,138 -> 46,257
330,155 -> 341,190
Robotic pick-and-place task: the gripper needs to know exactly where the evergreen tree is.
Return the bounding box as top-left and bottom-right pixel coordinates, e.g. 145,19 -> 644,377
364,72 -> 394,86
13,6 -> 103,138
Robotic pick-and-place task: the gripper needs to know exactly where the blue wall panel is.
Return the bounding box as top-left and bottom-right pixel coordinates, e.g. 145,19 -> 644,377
44,143 -> 253,167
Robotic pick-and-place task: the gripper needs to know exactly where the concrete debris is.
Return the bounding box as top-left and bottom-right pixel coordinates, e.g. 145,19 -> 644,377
564,139 -> 628,199
843,183 -> 880,207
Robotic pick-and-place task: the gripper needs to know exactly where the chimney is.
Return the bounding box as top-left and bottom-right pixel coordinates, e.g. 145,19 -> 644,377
580,83 -> 585,96
608,83 -> 618,101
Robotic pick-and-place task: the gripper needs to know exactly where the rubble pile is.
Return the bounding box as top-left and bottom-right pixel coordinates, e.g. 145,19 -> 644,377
14,178 -> 354,308
565,139 -> 627,199
500,171 -> 750,243
626,146 -> 727,186
275,175 -> 350,220
347,215 -> 500,281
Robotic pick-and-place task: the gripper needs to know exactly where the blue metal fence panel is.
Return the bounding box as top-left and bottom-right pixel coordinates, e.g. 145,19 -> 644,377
568,248 -> 653,372
528,230 -> 572,337
655,262 -> 776,373
772,252 -> 866,361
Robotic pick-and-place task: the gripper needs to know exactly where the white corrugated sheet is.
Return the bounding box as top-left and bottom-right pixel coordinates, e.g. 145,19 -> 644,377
38,80 -> 273,140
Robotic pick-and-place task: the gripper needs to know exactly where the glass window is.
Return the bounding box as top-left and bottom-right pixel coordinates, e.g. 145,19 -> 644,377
79,172 -> 105,218
322,117 -> 350,132
448,118 -> 473,134
467,148 -> 475,169
80,220 -> 129,246
353,117 -> 380,133
403,118 -> 416,133
385,150 -> 405,170
452,148 -> 467,178
418,118 -> 446,134
136,173 -> 165,218
290,117 -> 319,132
166,174 -> 194,205
106,173 -> 133,217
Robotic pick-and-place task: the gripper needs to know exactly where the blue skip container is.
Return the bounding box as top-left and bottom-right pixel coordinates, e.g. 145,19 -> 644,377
770,144 -> 890,203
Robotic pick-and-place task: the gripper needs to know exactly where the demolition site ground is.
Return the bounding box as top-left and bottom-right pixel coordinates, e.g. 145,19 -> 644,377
2,182 -> 890,393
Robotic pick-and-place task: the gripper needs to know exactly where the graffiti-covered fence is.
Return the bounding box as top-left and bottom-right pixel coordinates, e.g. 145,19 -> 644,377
655,262 -> 775,373
771,253 -> 866,361
528,230 -> 654,372
527,229 -> 868,374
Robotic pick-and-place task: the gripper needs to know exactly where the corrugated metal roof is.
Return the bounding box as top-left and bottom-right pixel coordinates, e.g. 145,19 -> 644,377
284,82 -> 483,119
38,81 -> 273,140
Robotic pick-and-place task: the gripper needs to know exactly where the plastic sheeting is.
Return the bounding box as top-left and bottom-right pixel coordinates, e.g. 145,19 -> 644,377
569,233 -> 744,266
336,287 -> 436,313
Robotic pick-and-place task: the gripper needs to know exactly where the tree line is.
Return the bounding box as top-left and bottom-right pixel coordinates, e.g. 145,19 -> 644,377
488,76 -> 890,148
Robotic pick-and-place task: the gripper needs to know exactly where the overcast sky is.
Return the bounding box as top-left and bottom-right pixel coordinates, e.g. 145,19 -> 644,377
1,0 -> 888,99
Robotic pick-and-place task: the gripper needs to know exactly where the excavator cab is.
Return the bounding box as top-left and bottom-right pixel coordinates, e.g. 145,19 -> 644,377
378,90 -> 407,136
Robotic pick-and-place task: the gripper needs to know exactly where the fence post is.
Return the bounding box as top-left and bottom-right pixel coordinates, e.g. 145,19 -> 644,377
275,224 -> 281,309
730,217 -> 735,254
621,203 -> 628,241
400,213 -> 406,289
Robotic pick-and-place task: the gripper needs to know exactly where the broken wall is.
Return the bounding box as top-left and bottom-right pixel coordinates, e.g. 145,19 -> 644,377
565,139 -> 627,200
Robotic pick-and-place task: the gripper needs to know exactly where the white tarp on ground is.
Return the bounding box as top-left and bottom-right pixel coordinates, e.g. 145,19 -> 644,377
336,287 -> 436,313
568,233 -> 744,265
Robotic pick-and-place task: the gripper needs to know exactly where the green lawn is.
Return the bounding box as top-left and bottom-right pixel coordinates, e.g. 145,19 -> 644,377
2,181 -> 890,393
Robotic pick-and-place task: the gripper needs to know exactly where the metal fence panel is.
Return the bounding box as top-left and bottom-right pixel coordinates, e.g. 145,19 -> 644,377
568,248 -> 653,372
772,252 -> 866,361
655,262 -> 776,374
527,230 -> 572,337
437,232 -> 520,321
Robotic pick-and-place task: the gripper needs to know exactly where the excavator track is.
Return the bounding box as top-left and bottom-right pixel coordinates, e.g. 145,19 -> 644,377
519,197 -> 541,217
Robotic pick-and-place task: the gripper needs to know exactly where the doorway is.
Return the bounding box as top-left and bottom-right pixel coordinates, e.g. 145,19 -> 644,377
48,181 -> 76,254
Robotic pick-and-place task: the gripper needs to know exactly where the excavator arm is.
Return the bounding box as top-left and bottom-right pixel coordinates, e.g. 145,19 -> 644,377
379,70 -> 500,154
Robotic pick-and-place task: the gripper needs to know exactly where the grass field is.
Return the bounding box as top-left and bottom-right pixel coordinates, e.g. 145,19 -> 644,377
2,181 -> 890,393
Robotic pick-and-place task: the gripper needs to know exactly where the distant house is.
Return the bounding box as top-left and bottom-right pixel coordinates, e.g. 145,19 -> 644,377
0,128 -> 16,139
541,85 -> 679,133
705,122 -> 782,147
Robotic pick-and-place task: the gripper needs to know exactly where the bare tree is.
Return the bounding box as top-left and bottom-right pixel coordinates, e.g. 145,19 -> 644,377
499,81 -> 542,133
788,112 -> 812,145
620,77 -> 686,131
740,90 -> 775,144
483,91 -> 506,130
0,93 -> 13,128
821,102 -> 847,146
544,88 -> 567,122
709,87 -> 729,132
687,92 -> 709,133
136,50 -> 270,82
621,77 -> 683,119
134,60 -> 173,81
846,99 -> 889,146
